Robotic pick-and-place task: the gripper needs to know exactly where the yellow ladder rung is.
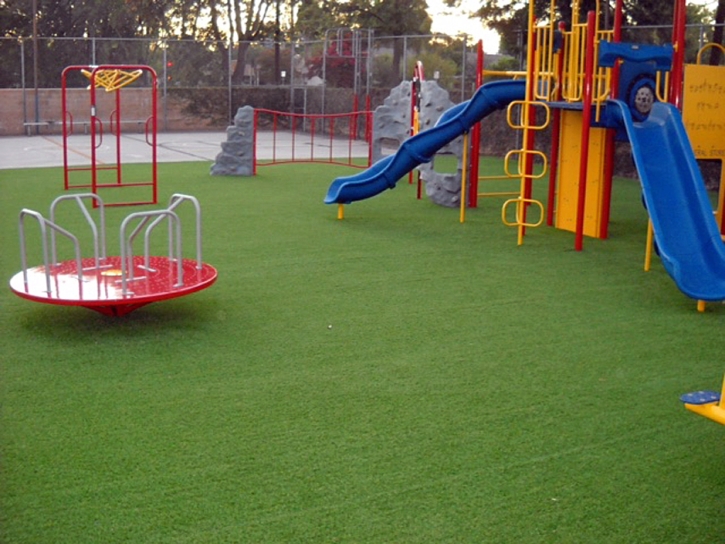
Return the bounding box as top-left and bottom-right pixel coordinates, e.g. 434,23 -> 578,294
506,100 -> 551,130
504,149 -> 548,180
501,198 -> 545,228
478,192 -> 520,198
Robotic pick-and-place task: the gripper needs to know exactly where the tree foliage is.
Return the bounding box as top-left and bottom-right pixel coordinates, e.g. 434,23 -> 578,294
710,0 -> 725,65
469,0 -> 718,57
295,0 -> 346,39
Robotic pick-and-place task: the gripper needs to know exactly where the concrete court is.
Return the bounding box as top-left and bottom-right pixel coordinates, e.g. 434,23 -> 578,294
0,130 -> 371,170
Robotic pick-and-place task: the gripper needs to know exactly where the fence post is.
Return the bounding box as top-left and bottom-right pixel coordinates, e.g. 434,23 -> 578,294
402,36 -> 408,81
461,38 -> 467,101
21,39 -> 27,128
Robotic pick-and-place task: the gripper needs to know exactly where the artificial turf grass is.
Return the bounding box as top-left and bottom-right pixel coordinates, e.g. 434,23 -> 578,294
1,160 -> 724,543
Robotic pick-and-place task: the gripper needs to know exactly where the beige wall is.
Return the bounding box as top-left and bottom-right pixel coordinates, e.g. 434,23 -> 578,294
0,88 -> 218,136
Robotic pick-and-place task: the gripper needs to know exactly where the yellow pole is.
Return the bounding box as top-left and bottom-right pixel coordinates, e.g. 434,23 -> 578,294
337,204 -> 345,220
697,300 -> 706,312
517,198 -> 525,246
460,131 -> 469,223
516,0 -> 537,244
644,219 -> 653,271
717,160 -> 725,232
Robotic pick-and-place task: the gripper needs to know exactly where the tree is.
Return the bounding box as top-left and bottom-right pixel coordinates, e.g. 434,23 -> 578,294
471,0 -> 604,56
0,0 -> 164,87
295,0 -> 344,39
345,0 -> 432,78
711,0 -> 725,65
469,0 -> 717,58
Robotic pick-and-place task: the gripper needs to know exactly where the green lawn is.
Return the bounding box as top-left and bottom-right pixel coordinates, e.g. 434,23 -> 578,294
1,159 -> 723,543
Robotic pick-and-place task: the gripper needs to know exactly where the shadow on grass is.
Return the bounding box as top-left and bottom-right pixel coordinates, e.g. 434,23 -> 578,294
17,296 -> 219,340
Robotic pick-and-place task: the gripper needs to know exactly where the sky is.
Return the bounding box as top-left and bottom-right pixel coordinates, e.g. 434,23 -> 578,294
427,0 -> 501,54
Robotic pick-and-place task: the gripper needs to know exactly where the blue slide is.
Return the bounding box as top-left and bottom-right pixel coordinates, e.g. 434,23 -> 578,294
607,100 -> 725,301
324,80 -> 526,205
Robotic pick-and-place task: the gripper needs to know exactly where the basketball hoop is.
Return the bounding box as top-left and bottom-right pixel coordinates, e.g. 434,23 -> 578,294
81,68 -> 143,91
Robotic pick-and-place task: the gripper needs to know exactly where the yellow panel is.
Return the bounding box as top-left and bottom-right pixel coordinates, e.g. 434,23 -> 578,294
555,110 -> 608,238
682,64 -> 725,160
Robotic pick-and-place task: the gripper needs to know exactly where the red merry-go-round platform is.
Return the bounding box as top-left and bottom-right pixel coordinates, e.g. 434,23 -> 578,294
9,192 -> 217,317
9,255 -> 217,317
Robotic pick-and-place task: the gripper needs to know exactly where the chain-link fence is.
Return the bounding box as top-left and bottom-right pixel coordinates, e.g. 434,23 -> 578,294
0,33 -> 486,135
1,22 -> 722,135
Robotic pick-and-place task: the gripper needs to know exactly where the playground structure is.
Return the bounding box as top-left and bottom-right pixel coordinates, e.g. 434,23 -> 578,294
61,64 -> 158,207
324,0 -> 725,311
9,193 -> 217,317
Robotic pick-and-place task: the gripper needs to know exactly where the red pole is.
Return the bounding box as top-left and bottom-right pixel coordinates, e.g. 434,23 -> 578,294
150,68 -> 158,204
408,70 -> 418,186
575,11 -> 597,251
90,68 -> 99,199
272,113 -> 277,164
468,40 -> 484,208
598,0 -> 624,238
291,114 -> 296,162
61,67 -> 71,191
253,109 -> 258,175
546,23 -> 566,226
115,87 -> 122,185
669,0 -> 686,108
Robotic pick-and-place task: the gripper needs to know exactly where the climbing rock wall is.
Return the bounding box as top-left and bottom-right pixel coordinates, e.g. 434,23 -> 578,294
371,81 -> 412,164
371,80 -> 464,208
210,106 -> 254,176
416,81 -> 464,208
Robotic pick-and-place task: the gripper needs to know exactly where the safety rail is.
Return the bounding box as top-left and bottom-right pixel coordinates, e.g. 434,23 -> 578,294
144,194 -> 204,270
253,108 -> 373,172
18,209 -> 84,298
120,209 -> 183,296
558,25 -> 613,107
533,23 -> 559,101
49,193 -> 107,273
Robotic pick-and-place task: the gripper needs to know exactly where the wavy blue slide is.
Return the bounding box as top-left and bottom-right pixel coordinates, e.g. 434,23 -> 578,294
608,100 -> 725,301
324,80 -> 526,205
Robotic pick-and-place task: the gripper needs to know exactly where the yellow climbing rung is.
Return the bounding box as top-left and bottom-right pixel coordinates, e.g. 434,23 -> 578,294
504,149 -> 548,180
501,198 -> 545,228
506,100 -> 551,131
81,68 -> 143,92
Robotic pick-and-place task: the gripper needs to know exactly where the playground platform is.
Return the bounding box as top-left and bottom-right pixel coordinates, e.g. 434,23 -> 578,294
0,131 -> 372,170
